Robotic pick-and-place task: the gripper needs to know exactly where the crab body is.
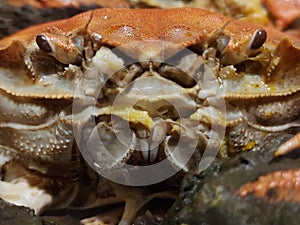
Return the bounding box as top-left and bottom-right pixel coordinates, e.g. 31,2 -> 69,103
1,7 -> 299,162
0,7 -> 300,224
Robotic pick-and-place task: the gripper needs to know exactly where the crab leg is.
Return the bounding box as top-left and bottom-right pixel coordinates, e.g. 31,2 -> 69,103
274,132 -> 300,157
110,183 -> 177,225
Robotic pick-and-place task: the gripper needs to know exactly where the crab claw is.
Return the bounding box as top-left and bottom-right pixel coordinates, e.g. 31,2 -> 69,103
274,132 -> 300,157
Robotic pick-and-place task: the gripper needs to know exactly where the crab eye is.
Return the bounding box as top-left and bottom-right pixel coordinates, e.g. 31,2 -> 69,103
36,34 -> 52,53
250,29 -> 267,50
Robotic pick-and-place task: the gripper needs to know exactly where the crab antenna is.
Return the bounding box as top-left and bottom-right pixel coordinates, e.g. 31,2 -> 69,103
215,15 -> 245,35
84,10 -> 94,32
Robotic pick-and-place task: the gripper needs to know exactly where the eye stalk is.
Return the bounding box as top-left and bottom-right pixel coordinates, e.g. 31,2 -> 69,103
35,33 -> 83,65
36,35 -> 52,53
250,29 -> 267,50
215,27 -> 267,65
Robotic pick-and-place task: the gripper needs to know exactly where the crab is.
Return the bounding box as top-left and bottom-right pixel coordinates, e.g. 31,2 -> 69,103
0,7 -> 300,224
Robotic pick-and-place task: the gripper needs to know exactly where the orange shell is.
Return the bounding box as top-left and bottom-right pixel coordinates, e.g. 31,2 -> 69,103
237,169 -> 300,203
0,8 -> 292,65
